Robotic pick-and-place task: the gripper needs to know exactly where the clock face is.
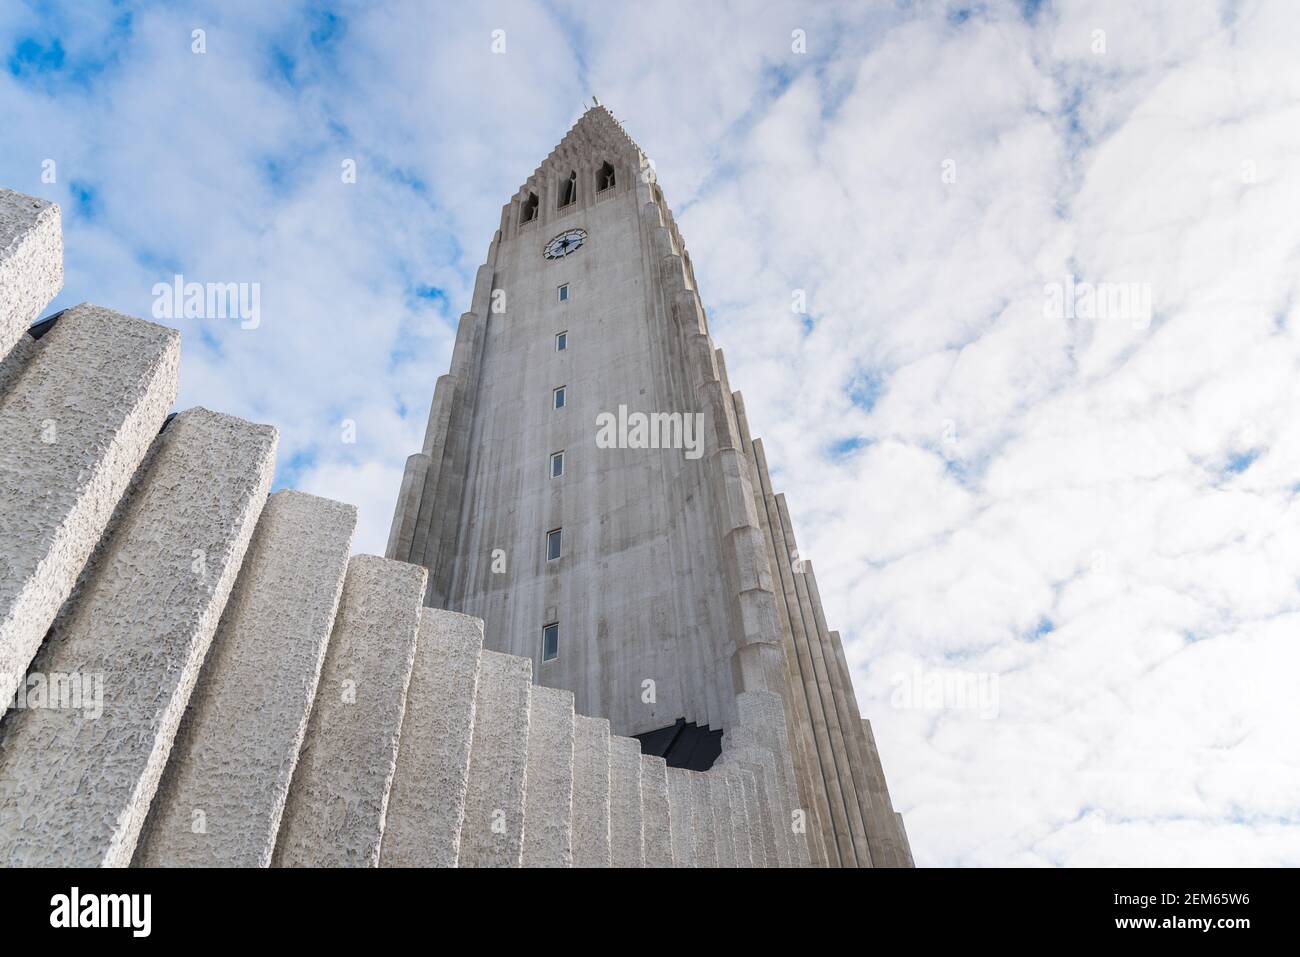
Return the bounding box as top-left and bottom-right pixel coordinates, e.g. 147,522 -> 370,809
544,228 -> 587,260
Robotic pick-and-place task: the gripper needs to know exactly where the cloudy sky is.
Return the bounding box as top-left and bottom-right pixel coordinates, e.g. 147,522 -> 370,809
3,0 -> 1297,867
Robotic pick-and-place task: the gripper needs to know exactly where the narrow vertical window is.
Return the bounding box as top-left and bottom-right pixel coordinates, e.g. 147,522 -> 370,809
597,161 -> 616,192
557,283 -> 569,302
550,451 -> 564,478
553,386 -> 566,409
555,331 -> 567,351
542,622 -> 559,662
558,170 -> 577,208
520,192 -> 538,224
546,528 -> 562,561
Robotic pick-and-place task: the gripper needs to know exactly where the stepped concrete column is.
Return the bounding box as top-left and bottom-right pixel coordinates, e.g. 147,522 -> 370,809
666,767 -> 697,868
459,651 -> 532,867
381,609 -> 485,868
136,491 -> 355,867
0,305 -> 178,716
608,735 -> 644,867
0,188 -> 62,359
522,685 -> 575,868
273,556 -> 426,867
571,715 -> 611,867
640,754 -> 673,868
0,408 -> 275,867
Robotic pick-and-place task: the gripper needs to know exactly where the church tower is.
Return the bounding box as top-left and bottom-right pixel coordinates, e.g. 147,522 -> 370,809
387,105 -> 912,867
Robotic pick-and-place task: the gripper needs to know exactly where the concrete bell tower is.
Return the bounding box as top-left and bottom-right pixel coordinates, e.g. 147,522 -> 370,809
387,105 -> 912,867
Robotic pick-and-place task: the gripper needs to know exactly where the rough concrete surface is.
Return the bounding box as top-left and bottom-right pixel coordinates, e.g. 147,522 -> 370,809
571,714 -> 611,868
380,608 -> 484,868
666,767 -> 697,868
723,768 -> 755,867
640,753 -> 674,868
459,650 -> 532,867
0,188 -> 62,359
0,407 -> 275,866
608,735 -> 644,868
736,768 -> 766,867
135,490 -> 356,867
708,772 -> 737,867
0,304 -> 179,717
690,773 -> 719,868
272,556 -> 425,867
522,685 -> 575,867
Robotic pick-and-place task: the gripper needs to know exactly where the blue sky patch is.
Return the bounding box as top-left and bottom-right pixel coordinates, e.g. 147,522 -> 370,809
8,36 -> 65,77
1223,448 -> 1259,476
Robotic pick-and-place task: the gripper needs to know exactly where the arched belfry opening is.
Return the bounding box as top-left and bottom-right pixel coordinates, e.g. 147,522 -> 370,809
558,170 -> 577,209
596,161 -> 616,192
520,192 -> 538,224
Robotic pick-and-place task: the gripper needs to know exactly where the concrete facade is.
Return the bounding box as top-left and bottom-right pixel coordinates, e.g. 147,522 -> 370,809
386,106 -> 911,867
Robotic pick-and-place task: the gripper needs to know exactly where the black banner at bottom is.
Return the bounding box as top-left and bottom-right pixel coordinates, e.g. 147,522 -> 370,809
0,866 -> 1286,944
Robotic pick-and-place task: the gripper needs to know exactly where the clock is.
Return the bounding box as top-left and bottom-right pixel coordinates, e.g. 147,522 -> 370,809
544,228 -> 587,260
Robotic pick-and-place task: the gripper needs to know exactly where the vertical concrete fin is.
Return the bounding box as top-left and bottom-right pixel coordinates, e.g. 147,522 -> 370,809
736,768 -> 769,867
459,650 -> 532,867
0,188 -> 62,360
860,719 -> 913,868
0,304 -> 179,716
522,685 -> 575,868
380,609 -> 484,868
272,555 -> 425,868
751,437 -> 857,866
737,400 -> 836,868
136,490 -> 355,867
799,561 -> 878,867
0,407 -> 276,867
640,754 -> 673,868
666,767 -> 697,868
571,715 -> 611,868
722,767 -> 755,867
384,452 -> 429,561
608,735 -> 644,867
775,493 -> 872,866
708,772 -> 738,867
895,812 -> 915,867
689,773 -> 719,868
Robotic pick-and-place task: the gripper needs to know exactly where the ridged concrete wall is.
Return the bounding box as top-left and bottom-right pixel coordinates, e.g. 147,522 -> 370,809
0,183 -> 910,868
384,107 -> 912,867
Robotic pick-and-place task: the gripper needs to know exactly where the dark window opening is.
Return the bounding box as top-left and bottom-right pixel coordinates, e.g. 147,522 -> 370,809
558,170 -> 577,208
597,161 -> 616,192
546,527 -> 562,561
634,718 -> 723,771
520,192 -> 538,224
542,622 -> 559,662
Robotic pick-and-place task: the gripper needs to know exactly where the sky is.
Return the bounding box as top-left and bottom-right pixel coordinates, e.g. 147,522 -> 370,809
2,0 -> 1298,867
